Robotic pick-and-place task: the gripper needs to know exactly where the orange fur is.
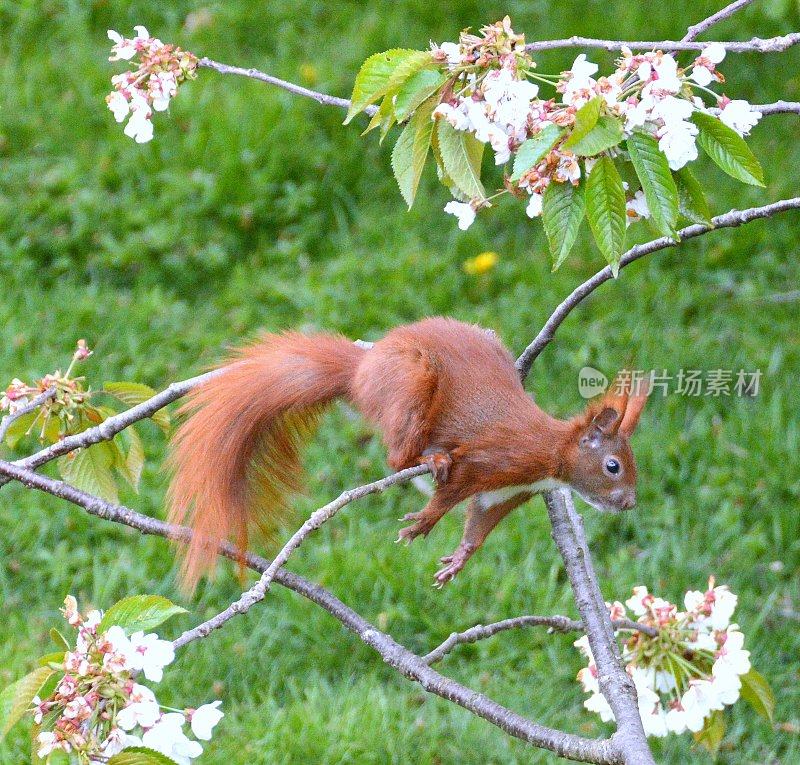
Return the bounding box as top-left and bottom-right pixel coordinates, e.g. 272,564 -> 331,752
168,332 -> 365,588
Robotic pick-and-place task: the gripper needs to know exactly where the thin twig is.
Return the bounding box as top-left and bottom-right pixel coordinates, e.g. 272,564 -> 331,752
197,58 -> 377,115
172,463 -> 430,650
683,0 -> 755,42
0,458 -> 620,765
515,196 -> 800,380
0,387 -> 56,443
524,32 -> 798,53
423,615 -> 657,665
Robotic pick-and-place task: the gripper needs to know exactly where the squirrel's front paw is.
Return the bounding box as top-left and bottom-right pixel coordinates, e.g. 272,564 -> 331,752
419,448 -> 452,485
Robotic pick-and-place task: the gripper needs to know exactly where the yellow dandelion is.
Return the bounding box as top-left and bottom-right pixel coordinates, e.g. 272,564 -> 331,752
463,251 -> 499,275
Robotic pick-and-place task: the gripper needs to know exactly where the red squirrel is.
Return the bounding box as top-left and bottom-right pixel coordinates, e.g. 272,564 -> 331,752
168,317 -> 648,588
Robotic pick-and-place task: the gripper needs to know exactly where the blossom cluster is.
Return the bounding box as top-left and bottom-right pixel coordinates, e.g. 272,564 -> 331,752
575,578 -> 751,737
106,26 -> 197,143
32,596 -> 222,764
430,18 -> 761,230
1,340 -> 92,429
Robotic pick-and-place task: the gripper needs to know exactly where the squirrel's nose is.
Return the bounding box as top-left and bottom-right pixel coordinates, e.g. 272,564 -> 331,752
612,488 -> 636,510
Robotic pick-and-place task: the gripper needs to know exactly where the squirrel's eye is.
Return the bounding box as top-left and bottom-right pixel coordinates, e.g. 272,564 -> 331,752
605,458 -> 620,475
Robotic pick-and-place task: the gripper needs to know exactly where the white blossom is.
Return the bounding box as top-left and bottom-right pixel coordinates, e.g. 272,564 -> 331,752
190,701 -> 224,740
525,192 -> 544,218
128,631 -> 176,682
626,190 -> 650,223
142,713 -> 203,765
432,102 -> 470,131
719,99 -> 762,137
444,201 -> 476,230
117,684 -> 160,730
122,96 -> 154,144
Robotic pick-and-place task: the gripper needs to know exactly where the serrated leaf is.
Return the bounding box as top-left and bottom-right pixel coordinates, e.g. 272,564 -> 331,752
361,95 -> 394,139
510,123 -> 562,181
98,595 -> 187,636
0,667 -> 54,740
567,116 -> 624,157
108,747 -> 180,765
542,181 -> 585,270
693,709 -> 725,758
675,166 -> 713,225
585,156 -> 626,272
103,382 -> 170,433
384,50 -> 436,95
344,49 -> 422,124
37,652 -> 66,668
627,129 -> 679,237
394,70 -> 447,122
740,668 -> 775,722
58,443 -> 119,504
563,97 -> 601,149
692,111 -> 765,187
3,411 -> 37,449
431,127 -> 468,202
391,96 -> 437,208
437,121 -> 485,201
49,628 -> 69,652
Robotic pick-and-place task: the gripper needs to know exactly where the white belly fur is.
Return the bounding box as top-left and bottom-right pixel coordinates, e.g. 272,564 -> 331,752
475,479 -> 568,511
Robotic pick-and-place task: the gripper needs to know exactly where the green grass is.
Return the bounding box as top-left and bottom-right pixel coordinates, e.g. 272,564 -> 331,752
1,0 -> 799,762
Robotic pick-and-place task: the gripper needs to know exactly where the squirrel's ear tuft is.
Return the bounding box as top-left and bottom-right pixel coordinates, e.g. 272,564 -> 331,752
580,406 -> 620,448
620,390 -> 649,437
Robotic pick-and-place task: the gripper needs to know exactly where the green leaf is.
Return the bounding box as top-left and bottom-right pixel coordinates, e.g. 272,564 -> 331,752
37,652 -> 66,668
563,97 -> 601,149
740,668 -> 775,722
693,709 -> 725,758
391,95 -> 437,208
3,411 -> 37,449
510,124 -> 562,181
0,666 -> 54,741
361,96 -> 394,140
627,129 -> 679,238
384,50 -> 436,96
542,181 -> 585,270
125,426 -> 145,492
49,628 -> 69,652
692,111 -> 765,187
565,116 -> 623,157
108,747 -> 181,765
585,156 -> 627,272
344,49 -> 423,124
98,595 -> 187,636
675,166 -> 712,225
103,381 -> 170,433
436,120 -> 485,201
394,69 -> 447,122
58,443 -> 119,504
431,126 -> 467,202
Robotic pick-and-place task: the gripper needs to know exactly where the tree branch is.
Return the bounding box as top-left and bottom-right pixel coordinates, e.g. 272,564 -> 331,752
682,0 -> 755,42
515,195 -> 800,379
193,58 -> 799,122
544,489 -> 655,765
0,387 -> 56,443
423,615 -> 656,665
0,458 -> 621,765
523,33 -> 798,53
172,463 -> 430,650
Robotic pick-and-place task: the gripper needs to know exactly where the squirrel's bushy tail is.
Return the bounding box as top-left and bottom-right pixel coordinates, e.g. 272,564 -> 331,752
167,332 -> 366,588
